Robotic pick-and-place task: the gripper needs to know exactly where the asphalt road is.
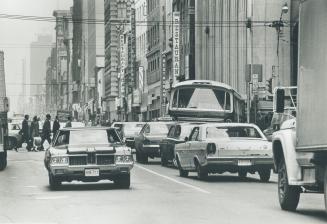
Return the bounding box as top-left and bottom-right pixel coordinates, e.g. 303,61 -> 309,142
0,150 -> 326,224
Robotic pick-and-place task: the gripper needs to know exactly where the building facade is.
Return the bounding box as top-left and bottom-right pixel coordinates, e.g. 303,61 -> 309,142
53,10 -> 73,111
104,0 -> 134,122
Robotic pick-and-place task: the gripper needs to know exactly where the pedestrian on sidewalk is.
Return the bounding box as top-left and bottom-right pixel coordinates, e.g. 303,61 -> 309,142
40,114 -> 51,150
30,116 -> 40,151
52,116 -> 60,138
20,114 -> 32,151
65,116 -> 72,128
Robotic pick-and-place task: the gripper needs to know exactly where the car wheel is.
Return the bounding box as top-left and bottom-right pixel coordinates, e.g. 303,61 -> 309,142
160,152 -> 168,166
196,161 -> 208,180
259,169 -> 271,182
238,170 -> 247,179
176,156 -> 188,177
114,173 -> 131,189
48,172 -> 61,190
0,151 -> 7,171
278,158 -> 300,211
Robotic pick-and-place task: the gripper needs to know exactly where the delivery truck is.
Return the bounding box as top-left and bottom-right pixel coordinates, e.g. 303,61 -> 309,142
272,0 -> 327,212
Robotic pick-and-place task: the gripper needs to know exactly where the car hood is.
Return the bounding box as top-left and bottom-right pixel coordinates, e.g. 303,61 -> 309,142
124,130 -> 141,138
50,144 -> 130,155
145,135 -> 167,141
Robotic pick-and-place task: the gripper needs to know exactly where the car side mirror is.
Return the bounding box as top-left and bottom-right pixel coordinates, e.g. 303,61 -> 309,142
184,137 -> 189,142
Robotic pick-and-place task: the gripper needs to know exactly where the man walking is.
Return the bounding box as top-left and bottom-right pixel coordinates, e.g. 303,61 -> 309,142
65,116 -> 72,128
40,114 -> 51,150
52,116 -> 60,138
30,116 -> 40,151
21,115 -> 31,151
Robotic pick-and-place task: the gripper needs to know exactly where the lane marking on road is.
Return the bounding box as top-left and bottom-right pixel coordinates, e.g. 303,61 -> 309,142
135,164 -> 210,194
35,195 -> 69,200
24,185 -> 38,188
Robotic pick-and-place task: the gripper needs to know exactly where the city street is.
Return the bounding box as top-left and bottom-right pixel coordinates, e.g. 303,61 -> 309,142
0,150 -> 326,224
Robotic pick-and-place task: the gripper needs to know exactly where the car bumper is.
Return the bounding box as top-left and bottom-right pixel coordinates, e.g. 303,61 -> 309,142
140,145 -> 160,157
204,157 -> 273,172
49,164 -> 133,182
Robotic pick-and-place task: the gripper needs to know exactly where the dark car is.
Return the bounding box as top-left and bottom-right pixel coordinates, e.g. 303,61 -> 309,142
44,127 -> 134,189
159,123 -> 200,166
134,122 -> 174,163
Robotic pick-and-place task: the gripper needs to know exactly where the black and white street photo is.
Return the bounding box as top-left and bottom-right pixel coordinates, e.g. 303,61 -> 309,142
0,0 -> 327,223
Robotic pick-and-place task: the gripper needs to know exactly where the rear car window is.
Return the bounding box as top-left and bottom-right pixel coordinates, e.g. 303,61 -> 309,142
206,126 -> 262,139
54,129 -> 121,146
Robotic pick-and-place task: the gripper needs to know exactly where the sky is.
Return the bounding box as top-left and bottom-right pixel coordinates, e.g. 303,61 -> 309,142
0,0 -> 73,113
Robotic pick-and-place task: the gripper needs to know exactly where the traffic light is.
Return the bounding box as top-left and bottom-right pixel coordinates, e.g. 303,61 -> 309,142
266,78 -> 273,94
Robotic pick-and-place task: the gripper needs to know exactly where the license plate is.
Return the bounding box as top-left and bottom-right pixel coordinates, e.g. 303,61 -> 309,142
85,169 -> 100,177
238,160 -> 252,166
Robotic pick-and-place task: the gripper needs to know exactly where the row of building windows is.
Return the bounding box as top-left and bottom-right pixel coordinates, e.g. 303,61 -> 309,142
147,23 -> 160,50
147,0 -> 159,14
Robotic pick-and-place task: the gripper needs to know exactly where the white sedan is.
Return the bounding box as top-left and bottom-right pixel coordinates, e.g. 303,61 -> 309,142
175,123 -> 273,181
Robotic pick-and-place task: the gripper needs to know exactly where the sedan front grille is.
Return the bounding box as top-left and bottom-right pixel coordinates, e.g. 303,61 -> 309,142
97,155 -> 115,165
69,156 -> 87,166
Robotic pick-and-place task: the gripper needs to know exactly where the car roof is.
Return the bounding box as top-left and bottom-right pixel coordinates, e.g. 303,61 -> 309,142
200,123 -> 259,129
60,127 -> 113,131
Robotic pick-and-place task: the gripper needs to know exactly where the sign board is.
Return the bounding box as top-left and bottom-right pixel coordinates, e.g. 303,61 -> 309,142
57,110 -> 72,122
138,66 -> 144,90
120,34 -> 125,78
173,12 -> 180,85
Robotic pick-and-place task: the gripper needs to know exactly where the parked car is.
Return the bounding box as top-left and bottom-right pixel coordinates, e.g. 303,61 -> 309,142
159,122 -> 202,166
122,122 -> 145,148
44,127 -> 133,189
7,123 -> 22,150
175,123 -> 273,181
134,122 -> 174,163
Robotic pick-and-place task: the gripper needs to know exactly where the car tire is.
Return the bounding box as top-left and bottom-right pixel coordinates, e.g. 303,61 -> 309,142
324,166 -> 327,215
278,158 -> 301,211
0,151 -> 7,171
196,161 -> 208,180
259,169 -> 271,182
48,172 -> 61,190
114,173 -> 131,189
176,157 -> 188,177
238,170 -> 247,179
160,152 -> 168,166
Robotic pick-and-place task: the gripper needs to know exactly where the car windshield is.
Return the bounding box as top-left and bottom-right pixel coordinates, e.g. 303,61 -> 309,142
148,123 -> 170,135
54,129 -> 121,147
172,87 -> 231,111
206,126 -> 263,139
178,126 -> 194,139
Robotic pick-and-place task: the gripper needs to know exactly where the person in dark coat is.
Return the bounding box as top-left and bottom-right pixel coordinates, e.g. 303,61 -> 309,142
40,114 -> 51,150
30,116 -> 40,151
52,116 -> 60,139
65,116 -> 72,128
21,114 -> 31,151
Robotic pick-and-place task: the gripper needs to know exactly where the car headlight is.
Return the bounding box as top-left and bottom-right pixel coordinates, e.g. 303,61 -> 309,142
50,156 -> 69,165
115,155 -> 133,164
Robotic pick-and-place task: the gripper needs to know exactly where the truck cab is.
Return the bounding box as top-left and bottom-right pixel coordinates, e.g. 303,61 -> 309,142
272,0 -> 327,213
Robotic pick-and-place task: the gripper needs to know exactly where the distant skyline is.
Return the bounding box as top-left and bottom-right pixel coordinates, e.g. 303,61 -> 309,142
0,0 -> 73,113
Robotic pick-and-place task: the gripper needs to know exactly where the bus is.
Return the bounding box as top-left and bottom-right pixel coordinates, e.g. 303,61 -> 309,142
168,80 -> 246,122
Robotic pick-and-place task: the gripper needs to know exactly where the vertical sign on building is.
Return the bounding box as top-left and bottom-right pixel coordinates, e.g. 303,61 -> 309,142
138,66 -> 144,91
120,34 -> 125,96
172,12 -> 180,85
162,54 -> 166,98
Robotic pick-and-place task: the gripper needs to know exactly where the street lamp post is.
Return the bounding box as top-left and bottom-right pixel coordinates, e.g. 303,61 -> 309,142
270,3 -> 289,86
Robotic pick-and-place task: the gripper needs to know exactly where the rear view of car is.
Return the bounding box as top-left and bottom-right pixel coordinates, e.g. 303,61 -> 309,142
122,122 -> 145,148
44,127 -> 134,189
135,122 -> 173,163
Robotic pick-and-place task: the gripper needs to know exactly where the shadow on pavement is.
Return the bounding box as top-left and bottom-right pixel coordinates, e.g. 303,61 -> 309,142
187,174 -> 275,184
296,209 -> 327,222
45,182 -> 130,191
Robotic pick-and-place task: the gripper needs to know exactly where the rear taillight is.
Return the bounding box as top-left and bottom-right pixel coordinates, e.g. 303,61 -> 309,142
206,143 -> 216,154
